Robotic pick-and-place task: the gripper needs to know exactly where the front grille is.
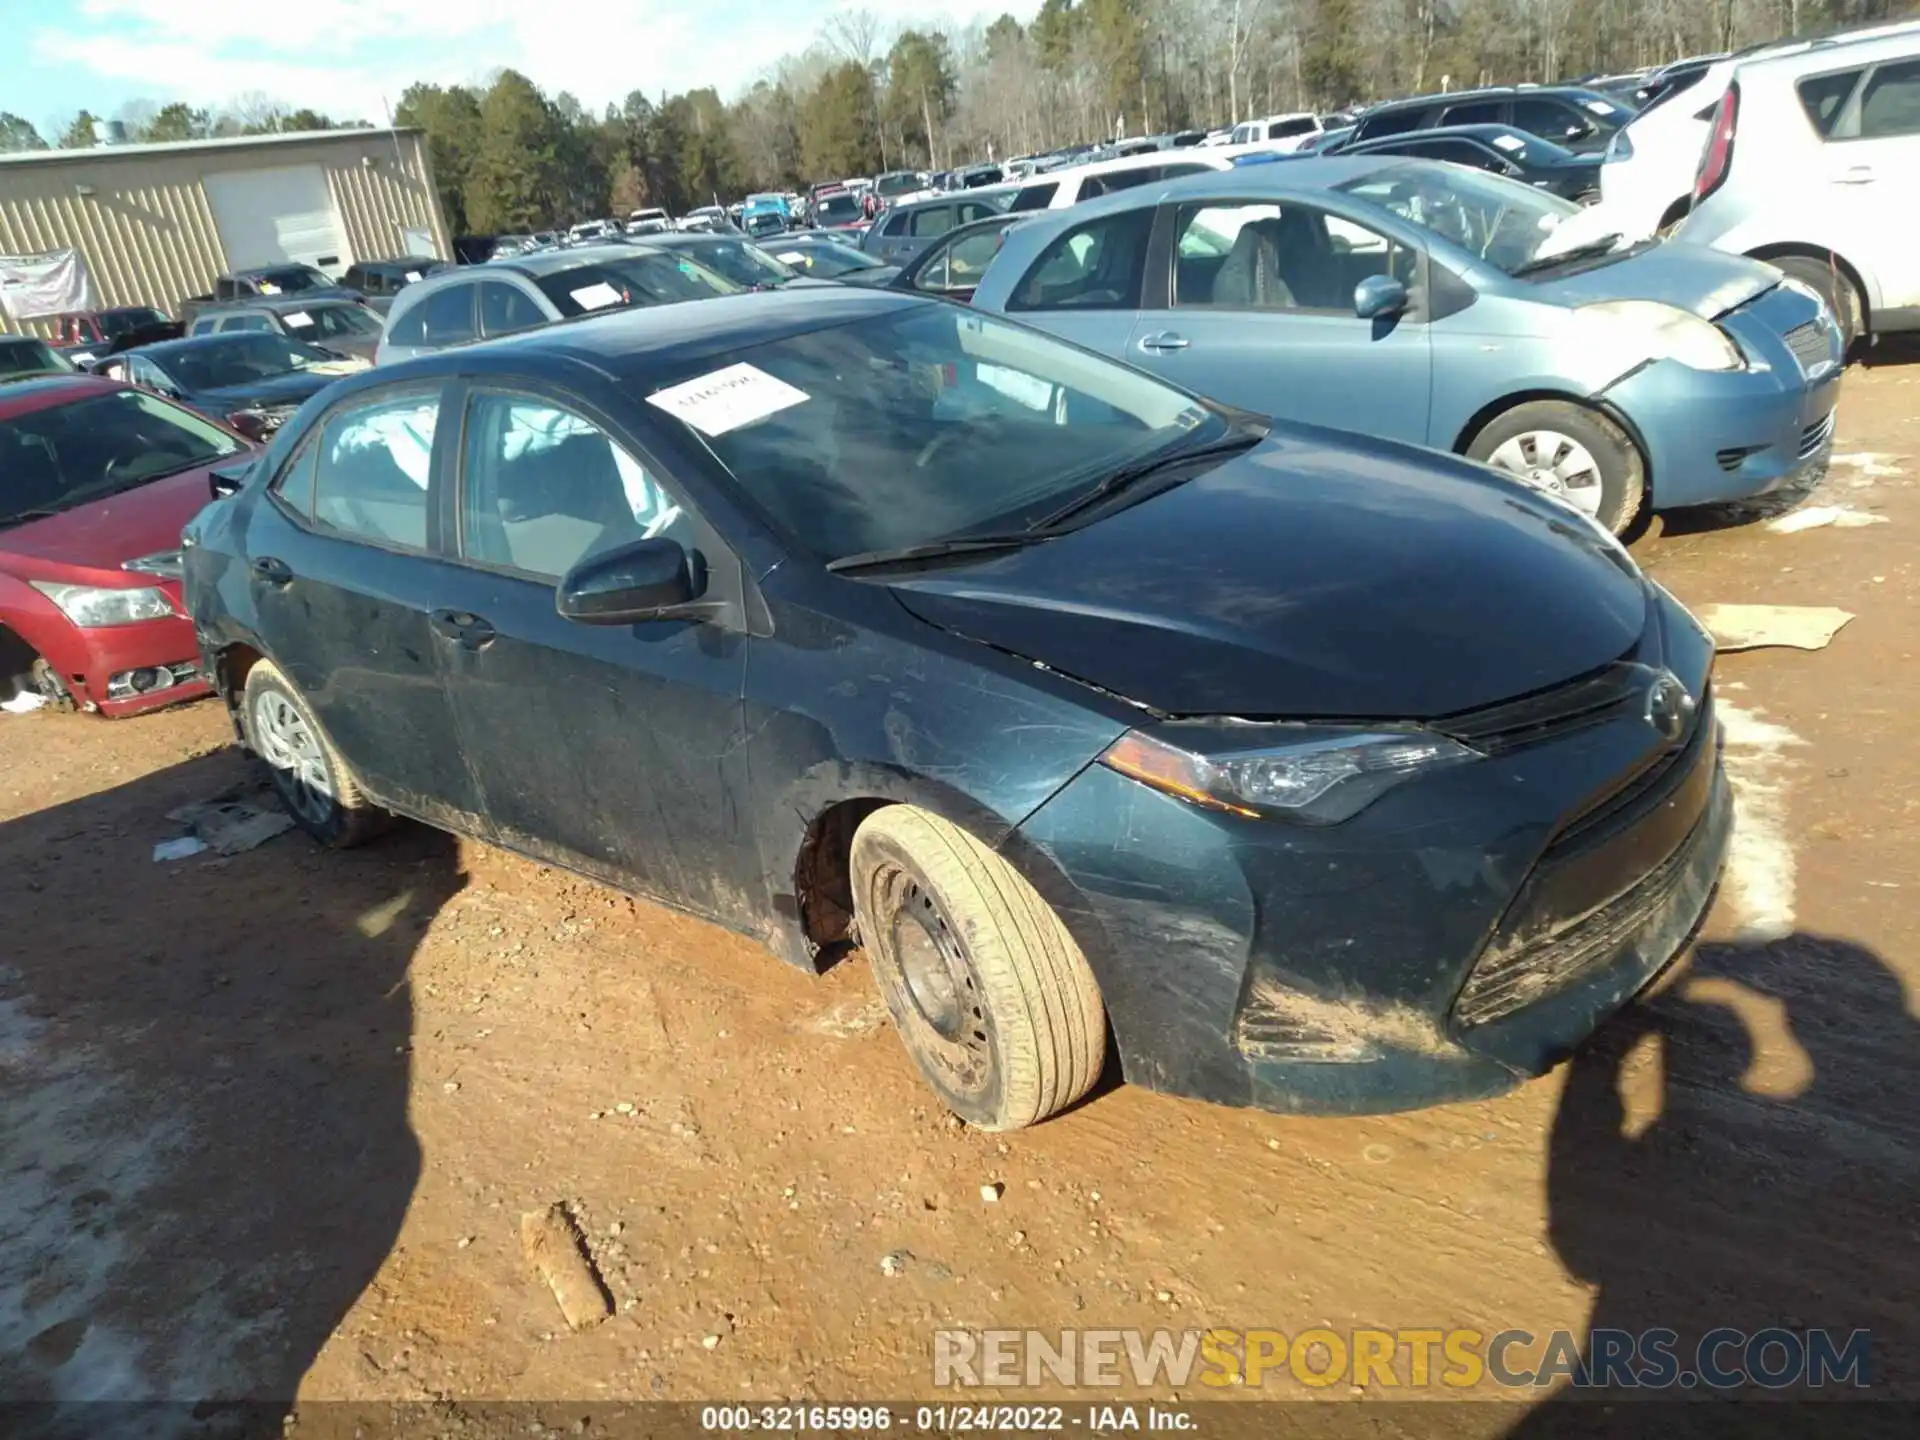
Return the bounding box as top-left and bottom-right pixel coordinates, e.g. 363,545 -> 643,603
1453,803 -> 1711,1027
1798,409 -> 1836,460
1554,687 -> 1713,853
1781,320 -> 1831,373
1435,662 -> 1645,756
1453,692 -> 1715,1027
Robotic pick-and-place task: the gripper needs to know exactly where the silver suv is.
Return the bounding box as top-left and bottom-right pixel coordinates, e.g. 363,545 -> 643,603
1677,28 -> 1920,350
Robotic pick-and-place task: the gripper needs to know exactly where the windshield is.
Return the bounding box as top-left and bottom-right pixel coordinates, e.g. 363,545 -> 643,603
1339,162 -> 1583,275
673,239 -> 795,288
0,339 -> 71,378
0,387 -> 244,526
155,334 -> 336,391
646,303 -> 1220,562
250,266 -> 333,294
876,172 -> 923,198
742,212 -> 787,236
280,303 -> 382,340
100,307 -> 169,338
534,253 -> 742,316
773,240 -> 877,276
814,194 -> 862,224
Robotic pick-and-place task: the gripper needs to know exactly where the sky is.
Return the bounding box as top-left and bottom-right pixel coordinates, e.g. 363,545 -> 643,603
0,0 -> 1038,142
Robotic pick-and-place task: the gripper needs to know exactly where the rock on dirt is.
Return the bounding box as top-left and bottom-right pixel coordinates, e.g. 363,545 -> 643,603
519,1204 -> 613,1331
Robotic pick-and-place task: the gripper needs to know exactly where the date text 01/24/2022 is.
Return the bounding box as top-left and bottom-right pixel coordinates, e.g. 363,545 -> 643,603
698,1403 -> 1194,1431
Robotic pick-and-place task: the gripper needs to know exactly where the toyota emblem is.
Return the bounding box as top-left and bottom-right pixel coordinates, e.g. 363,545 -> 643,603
1645,672 -> 1695,743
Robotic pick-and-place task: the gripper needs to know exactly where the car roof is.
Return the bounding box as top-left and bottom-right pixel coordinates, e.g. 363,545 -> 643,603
375,285 -> 926,387
1352,123 -> 1555,148
1019,154 -> 1394,224
481,242 -> 672,276
234,263 -> 321,277
128,332 -> 289,361
0,373 -> 121,420
1735,23 -> 1920,77
1372,84 -> 1622,110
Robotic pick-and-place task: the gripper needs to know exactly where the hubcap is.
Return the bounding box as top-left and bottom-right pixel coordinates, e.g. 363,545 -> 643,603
1487,430 -> 1605,518
873,870 -> 991,1097
252,689 -> 334,825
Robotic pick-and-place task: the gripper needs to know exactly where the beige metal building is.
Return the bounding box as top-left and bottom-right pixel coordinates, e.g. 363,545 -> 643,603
0,127 -> 450,332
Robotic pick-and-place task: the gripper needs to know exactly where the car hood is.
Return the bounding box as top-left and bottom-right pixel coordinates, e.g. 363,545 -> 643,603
189,369 -> 340,410
1534,235 -> 1780,318
883,428 -> 1649,720
0,462 -> 232,573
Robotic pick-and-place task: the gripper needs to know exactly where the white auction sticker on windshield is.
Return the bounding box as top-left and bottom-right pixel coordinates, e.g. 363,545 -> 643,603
1585,100 -> 1614,115
1491,134 -> 1525,152
284,310 -> 313,326
405,270 -> 423,282
570,281 -> 624,311
647,363 -> 810,436
777,251 -> 806,263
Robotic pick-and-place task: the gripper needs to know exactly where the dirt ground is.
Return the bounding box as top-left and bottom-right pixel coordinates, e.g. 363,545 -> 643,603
2,354 -> 1917,1435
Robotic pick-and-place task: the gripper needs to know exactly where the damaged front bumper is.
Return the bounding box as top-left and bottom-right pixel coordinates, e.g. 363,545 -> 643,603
1012,595 -> 1729,1117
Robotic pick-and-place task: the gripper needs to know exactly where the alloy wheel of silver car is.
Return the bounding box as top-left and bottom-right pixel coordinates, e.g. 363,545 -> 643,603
1485,430 -> 1605,518
251,688 -> 336,826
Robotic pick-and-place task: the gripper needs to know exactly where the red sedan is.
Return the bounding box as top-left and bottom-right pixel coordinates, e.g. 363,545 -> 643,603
0,376 -> 254,717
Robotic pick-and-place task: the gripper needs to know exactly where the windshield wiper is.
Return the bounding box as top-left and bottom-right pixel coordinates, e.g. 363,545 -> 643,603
825,531 -> 1058,575
1029,425 -> 1265,532
1510,233 -> 1626,277
0,506 -> 72,528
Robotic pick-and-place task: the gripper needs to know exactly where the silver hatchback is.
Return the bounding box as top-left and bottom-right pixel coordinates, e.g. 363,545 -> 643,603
375,244 -> 743,365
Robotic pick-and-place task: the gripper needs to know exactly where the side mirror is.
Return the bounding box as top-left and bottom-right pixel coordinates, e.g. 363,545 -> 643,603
558,537 -> 700,625
1354,274 -> 1410,320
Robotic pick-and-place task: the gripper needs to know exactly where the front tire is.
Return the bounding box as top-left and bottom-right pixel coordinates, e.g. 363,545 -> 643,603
1468,400 -> 1646,536
850,806 -> 1107,1131
240,659 -> 389,848
1770,254 -> 1861,355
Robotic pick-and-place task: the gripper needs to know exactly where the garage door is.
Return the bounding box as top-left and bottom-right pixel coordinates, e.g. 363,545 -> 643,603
203,165 -> 350,274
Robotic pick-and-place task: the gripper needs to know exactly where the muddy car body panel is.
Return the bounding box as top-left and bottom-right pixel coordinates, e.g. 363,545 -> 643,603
184,288 -> 1728,1116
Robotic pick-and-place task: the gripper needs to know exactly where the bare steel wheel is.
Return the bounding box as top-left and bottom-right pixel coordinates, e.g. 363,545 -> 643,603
1468,400 -> 1645,536
851,806 -> 1106,1131
239,658 -> 389,848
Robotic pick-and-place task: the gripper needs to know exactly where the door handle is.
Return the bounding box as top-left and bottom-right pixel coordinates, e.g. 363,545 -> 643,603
430,609 -> 496,649
1834,166 -> 1876,185
1138,331 -> 1190,353
251,556 -> 293,586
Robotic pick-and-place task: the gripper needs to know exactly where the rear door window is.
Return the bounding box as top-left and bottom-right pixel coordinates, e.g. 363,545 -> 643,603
1009,207 -> 1154,312
1009,182 -> 1059,212
1514,98 -> 1593,145
1798,68 -> 1867,137
1858,59 -> 1920,139
909,205 -> 955,237
478,281 -> 546,338
1440,101 -> 1503,125
309,391 -> 441,550
418,284 -> 477,347
1358,108 -> 1424,139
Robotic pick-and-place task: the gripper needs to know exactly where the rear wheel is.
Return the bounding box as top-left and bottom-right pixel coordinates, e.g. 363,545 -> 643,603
1468,400 -> 1645,536
240,659 -> 389,848
1770,254 -> 1862,355
850,806 -> 1106,1131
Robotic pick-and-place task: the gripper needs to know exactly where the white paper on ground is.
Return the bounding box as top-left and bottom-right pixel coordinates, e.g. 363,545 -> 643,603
570,282 -> 624,311
1695,603 -> 1854,652
152,836 -> 209,862
1766,505 -> 1889,534
646,363 -> 810,436
1,691 -> 47,714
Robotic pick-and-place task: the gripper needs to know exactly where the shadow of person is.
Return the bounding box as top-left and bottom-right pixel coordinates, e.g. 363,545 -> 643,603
0,746 -> 463,1438
1508,934 -> 1920,1433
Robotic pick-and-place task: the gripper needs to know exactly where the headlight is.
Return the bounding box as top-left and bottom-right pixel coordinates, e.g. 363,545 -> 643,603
1100,727 -> 1480,826
30,581 -> 175,627
1574,299 -> 1744,372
